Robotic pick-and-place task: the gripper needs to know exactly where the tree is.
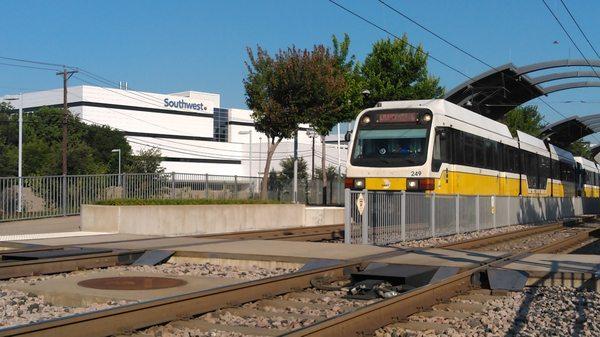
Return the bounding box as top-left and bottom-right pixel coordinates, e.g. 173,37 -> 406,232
315,165 -> 342,181
569,140 -> 592,159
500,105 -> 546,137
244,46 -> 305,199
279,156 -> 308,182
0,106 -> 137,176
127,148 -> 165,173
361,35 -> 444,108
301,42 -> 348,197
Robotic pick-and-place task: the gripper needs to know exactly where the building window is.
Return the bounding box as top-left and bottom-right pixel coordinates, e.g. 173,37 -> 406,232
213,108 -> 229,142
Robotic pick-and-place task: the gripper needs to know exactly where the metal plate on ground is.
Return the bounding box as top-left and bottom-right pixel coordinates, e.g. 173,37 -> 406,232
78,276 -> 188,290
132,250 -> 175,266
297,259 -> 343,272
488,267 -> 528,291
352,264 -> 438,287
1,247 -> 112,261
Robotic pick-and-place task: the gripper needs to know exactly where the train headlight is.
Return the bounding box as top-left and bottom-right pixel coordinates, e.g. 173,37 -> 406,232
353,178 -> 365,189
422,113 -> 432,122
407,179 -> 419,190
361,116 -> 371,124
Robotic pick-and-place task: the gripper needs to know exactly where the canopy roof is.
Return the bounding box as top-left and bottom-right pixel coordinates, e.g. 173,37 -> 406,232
445,60 -> 600,120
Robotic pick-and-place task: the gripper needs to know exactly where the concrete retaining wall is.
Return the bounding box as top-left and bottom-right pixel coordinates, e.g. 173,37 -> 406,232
81,204 -> 343,236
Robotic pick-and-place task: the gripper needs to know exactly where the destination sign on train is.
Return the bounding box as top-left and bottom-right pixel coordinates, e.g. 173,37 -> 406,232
377,112 -> 419,123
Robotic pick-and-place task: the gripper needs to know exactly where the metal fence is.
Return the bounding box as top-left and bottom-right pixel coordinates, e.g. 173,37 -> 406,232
268,178 -> 345,205
344,189 -> 600,245
0,173 -> 345,222
0,173 -> 261,222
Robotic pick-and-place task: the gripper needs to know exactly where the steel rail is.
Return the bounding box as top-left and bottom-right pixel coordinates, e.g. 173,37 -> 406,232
0,249 -> 145,280
282,225 -> 597,336
0,250 -> 411,337
439,222 -> 564,250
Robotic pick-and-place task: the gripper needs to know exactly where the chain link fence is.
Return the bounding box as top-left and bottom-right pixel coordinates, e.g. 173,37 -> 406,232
344,189 -> 600,245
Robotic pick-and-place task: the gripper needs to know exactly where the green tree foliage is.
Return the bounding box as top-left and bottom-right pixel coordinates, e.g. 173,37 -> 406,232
126,148 -> 165,173
332,33 -> 364,121
244,43 -> 349,198
361,35 -> 444,108
0,104 -> 163,176
315,165 -> 342,181
500,105 -> 546,137
569,140 -> 592,159
278,156 -> 308,182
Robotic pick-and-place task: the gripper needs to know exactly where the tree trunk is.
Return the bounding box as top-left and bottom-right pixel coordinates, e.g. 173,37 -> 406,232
321,135 -> 327,204
260,138 -> 282,200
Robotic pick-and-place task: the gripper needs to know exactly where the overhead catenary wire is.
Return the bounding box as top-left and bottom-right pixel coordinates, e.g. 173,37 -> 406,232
327,0 -> 473,80
541,0 -> 600,80
559,0 -> 600,60
368,0 -> 600,145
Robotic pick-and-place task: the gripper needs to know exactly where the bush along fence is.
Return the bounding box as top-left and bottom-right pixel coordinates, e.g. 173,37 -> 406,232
0,173 -> 344,222
344,189 -> 600,245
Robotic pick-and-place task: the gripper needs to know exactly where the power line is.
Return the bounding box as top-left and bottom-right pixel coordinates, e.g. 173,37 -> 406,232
559,0 -> 600,59
0,61 -> 60,72
372,0 -> 597,144
541,0 -> 600,80
376,0 -> 495,70
327,0 -> 473,79
0,56 -> 71,68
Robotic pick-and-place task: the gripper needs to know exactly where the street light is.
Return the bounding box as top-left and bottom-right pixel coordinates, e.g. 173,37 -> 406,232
111,149 -> 121,186
306,128 -> 317,180
238,131 -> 253,177
3,94 -> 23,212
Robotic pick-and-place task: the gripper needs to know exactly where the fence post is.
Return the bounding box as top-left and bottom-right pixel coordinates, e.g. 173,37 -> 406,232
361,189 -> 369,245
170,172 -> 176,199
507,195 -> 511,226
475,194 -> 480,231
492,196 -> 496,228
430,192 -> 436,237
205,174 -> 209,199
344,188 -> 351,244
401,190 -> 406,241
234,175 -> 238,199
62,175 -> 67,216
455,194 -> 460,234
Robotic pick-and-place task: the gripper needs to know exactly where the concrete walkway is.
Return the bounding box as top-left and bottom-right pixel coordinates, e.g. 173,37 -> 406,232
0,216 -> 80,235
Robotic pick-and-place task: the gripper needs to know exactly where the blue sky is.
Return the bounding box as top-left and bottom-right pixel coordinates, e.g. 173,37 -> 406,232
2,0 -> 600,127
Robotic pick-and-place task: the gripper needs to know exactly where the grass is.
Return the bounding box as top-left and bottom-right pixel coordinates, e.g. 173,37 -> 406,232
95,198 -> 286,206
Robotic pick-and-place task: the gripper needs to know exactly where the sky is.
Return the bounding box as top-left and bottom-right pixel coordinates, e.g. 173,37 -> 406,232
2,0 -> 600,129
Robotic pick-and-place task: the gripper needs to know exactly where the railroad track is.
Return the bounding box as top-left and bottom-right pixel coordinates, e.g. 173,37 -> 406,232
1,220 -> 597,337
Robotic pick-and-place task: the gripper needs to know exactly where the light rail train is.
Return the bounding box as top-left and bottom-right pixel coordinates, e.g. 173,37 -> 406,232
345,99 -> 600,197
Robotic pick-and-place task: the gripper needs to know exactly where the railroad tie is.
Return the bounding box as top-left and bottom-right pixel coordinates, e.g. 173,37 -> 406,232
387,321 -> 455,334
220,307 -> 318,322
171,320 -> 285,336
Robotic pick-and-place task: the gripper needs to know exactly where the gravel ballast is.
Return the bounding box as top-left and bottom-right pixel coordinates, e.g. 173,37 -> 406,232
376,286 -> 600,337
390,225 -> 533,248
0,261 -> 296,330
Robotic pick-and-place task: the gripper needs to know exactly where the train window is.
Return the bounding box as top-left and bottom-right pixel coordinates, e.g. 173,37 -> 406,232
432,128 -> 451,171
484,140 -> 496,170
474,137 -> 485,168
526,152 -> 538,189
453,130 -> 464,165
539,156 -> 550,189
464,134 -> 474,166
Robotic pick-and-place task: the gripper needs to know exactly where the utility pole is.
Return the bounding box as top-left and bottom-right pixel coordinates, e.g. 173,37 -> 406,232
56,68 -> 77,216
56,68 -> 78,176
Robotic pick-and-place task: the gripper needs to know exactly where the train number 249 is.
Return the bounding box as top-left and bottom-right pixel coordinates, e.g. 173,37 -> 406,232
410,171 -> 422,176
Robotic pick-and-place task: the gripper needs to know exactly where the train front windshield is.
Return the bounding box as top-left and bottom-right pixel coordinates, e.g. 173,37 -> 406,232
350,109 -> 432,167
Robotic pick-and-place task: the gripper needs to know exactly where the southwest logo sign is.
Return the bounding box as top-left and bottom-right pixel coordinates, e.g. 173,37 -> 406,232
164,98 -> 208,111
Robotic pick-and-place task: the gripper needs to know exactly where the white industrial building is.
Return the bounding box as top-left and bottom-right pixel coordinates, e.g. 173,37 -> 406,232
3,85 -> 348,177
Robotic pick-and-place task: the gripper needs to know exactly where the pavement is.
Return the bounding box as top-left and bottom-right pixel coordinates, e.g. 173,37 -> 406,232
0,216 -> 81,235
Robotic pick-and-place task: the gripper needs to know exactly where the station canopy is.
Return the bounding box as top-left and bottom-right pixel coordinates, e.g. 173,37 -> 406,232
538,115 -> 600,148
445,59 -> 600,121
